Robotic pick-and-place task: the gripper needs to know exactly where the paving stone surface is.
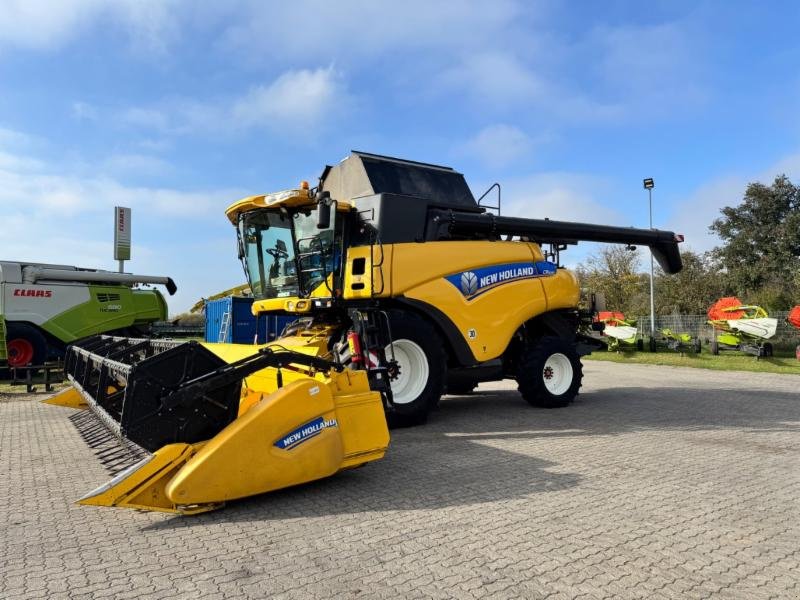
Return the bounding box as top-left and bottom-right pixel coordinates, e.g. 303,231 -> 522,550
1,362 -> 799,599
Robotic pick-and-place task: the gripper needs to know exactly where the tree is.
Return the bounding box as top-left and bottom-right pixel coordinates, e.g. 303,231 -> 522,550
654,250 -> 729,315
575,245 -> 649,315
709,174 -> 800,309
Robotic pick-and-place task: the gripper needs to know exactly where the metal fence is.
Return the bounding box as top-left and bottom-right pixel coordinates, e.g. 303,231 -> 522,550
634,311 -> 797,344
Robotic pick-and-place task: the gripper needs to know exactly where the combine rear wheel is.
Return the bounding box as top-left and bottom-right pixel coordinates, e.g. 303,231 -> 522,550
516,336 -> 582,408
384,313 -> 446,427
710,341 -> 720,355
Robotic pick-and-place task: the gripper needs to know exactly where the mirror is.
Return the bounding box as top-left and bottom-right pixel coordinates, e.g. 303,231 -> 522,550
316,191 -> 331,229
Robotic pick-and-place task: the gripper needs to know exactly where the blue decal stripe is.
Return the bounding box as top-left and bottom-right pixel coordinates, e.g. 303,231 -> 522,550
445,261 -> 558,301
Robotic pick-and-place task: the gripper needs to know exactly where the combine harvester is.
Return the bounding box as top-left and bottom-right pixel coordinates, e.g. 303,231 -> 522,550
596,311 -> 643,351
0,261 -> 175,369
46,152 -> 683,514
707,297 -> 777,358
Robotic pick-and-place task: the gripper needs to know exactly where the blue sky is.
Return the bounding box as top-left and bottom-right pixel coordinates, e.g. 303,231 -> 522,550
1,0 -> 799,314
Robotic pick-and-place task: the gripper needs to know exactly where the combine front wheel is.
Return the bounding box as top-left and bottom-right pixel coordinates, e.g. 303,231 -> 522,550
6,323 -> 47,368
517,336 -> 582,408
384,313 -> 446,427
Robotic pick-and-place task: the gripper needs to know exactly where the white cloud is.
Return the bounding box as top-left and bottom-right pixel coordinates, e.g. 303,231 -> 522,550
217,0 -> 524,63
116,66 -> 351,136
0,142 -> 248,313
499,172 -> 624,225
442,52 -> 549,109
231,66 -> 346,129
665,152 -> 800,253
0,0 -> 180,54
462,124 -> 534,168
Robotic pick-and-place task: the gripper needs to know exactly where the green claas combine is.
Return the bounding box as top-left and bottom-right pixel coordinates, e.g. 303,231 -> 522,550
0,261 -> 176,369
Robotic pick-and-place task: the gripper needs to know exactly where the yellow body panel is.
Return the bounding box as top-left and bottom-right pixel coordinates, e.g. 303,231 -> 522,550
74,361 -> 388,514
388,241 -> 576,361
166,379 -> 345,504
541,269 -> 581,311
78,443 -> 219,514
389,241 -> 545,294
343,244 -> 393,299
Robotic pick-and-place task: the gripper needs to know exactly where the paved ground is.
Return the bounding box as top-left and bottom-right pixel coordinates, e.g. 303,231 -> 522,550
1,362 -> 799,600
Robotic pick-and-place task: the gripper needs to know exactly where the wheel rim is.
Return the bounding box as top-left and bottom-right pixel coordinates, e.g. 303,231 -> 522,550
542,353 -> 573,395
7,338 -> 34,367
386,339 -> 429,405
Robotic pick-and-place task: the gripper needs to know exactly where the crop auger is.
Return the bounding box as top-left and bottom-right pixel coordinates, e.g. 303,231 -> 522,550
46,151 -> 683,514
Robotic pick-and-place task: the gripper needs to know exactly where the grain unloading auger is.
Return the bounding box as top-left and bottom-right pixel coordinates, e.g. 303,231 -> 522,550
46,151 -> 683,515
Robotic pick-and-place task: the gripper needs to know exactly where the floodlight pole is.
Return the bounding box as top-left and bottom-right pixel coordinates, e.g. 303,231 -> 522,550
645,181 -> 655,336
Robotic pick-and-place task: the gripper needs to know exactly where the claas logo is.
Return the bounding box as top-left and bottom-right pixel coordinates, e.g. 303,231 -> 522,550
13,289 -> 53,298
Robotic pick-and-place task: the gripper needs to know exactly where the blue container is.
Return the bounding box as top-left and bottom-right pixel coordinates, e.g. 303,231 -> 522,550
204,297 -> 294,344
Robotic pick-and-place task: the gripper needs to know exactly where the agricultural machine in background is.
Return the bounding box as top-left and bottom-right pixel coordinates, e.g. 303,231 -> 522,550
707,297 -> 778,358
0,261 -> 176,371
595,311 -> 643,351
653,328 -> 702,354
45,151 -> 683,514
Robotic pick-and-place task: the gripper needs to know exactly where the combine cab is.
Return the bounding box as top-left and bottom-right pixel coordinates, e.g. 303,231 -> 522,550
45,151 -> 683,514
707,297 -> 777,358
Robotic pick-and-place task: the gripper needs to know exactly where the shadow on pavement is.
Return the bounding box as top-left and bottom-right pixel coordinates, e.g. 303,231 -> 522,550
142,383 -> 799,530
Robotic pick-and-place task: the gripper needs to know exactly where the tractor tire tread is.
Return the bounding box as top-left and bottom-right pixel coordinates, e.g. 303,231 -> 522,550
516,336 -> 583,409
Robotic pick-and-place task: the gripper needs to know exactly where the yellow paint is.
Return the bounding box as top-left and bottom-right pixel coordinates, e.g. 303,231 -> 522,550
541,269 -> 581,311
75,366 -> 388,514
77,443 -> 219,514
225,192 -> 353,225
251,275 -> 338,315
389,241 -> 575,361
41,386 -> 87,409
343,245 -> 392,299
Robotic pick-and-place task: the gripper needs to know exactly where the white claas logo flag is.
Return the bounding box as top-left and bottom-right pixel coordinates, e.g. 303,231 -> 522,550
114,206 -> 131,261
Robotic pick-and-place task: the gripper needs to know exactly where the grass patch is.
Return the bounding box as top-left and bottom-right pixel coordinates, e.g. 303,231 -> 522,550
585,349 -> 799,374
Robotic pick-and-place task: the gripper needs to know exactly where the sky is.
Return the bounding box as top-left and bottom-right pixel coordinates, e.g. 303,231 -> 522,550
1,0 -> 799,315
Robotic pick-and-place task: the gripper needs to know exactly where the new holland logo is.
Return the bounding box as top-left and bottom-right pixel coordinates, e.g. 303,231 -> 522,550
460,271 -> 478,296
274,417 -> 338,450
445,261 -> 557,300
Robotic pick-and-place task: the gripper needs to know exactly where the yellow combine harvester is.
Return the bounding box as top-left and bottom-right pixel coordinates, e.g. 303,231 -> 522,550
47,151 -> 683,514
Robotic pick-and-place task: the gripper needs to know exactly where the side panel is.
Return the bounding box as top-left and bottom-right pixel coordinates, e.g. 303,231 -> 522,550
165,379 -> 344,504
390,242 -> 578,362
39,285 -> 164,343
